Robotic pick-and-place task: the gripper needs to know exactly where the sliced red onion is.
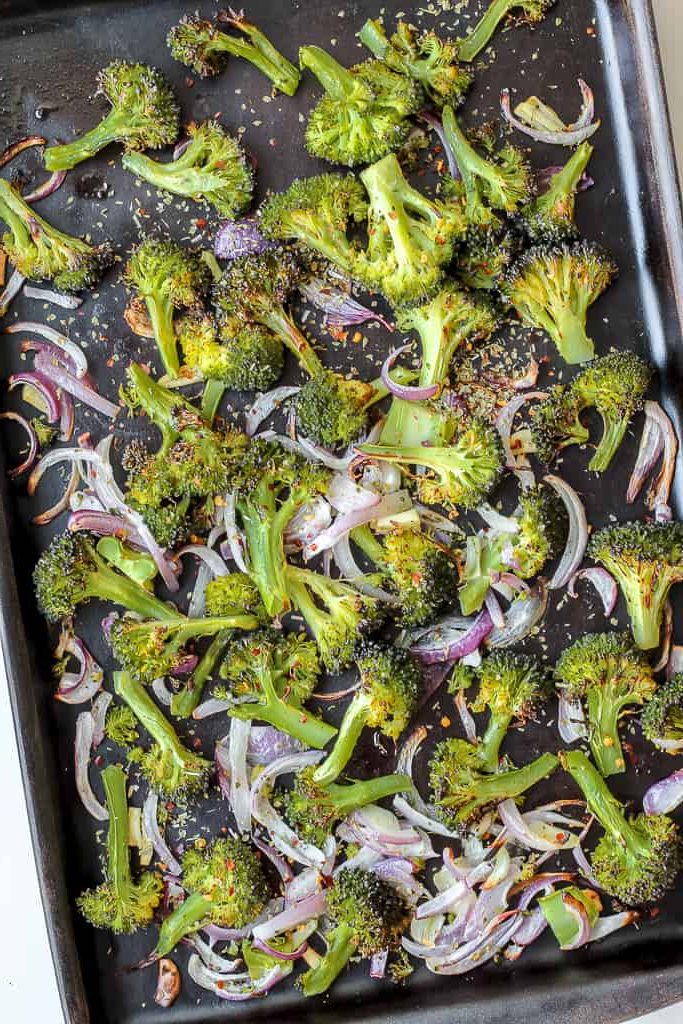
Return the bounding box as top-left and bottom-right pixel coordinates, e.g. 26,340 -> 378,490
667,644 -> 683,680
332,536 -> 399,603
23,168 -> 68,203
495,392 -> 547,468
369,949 -> 388,979
568,567 -> 617,616
23,285 -> 82,308
498,800 -> 578,852
653,601 -> 674,673
643,769 -> 683,815
339,821 -> 435,862
172,136 -> 191,160
251,751 -> 327,868
484,590 -> 505,629
32,349 -> 119,419
184,934 -> 242,973
536,165 -> 594,193
252,835 -> 293,885
0,269 -> 25,314
75,712 -> 108,821
627,408 -> 662,505
176,543 -> 229,579
416,881 -> 468,920
381,344 -> 436,401
428,913 -> 523,975
54,631 -> 104,704
587,911 -> 638,944
555,891 -> 593,950
477,503 -> 520,534
505,910 -> 547,957
351,806 -> 420,846
0,412 -> 39,478
543,474 -> 588,589
6,321 -> 88,377
68,510 -> 145,548
454,688 -> 478,745
396,727 -> 442,821
415,503 -> 462,534
285,867 -> 323,904
515,872 -> 575,911
228,718 -> 251,835
327,472 -> 380,513
500,83 -> 600,146
487,582 -> 547,647
245,386 -> 300,436
143,791 -> 182,876
187,954 -> 288,1001
252,891 -> 327,944
393,795 -> 458,839
0,134 -> 45,167
215,218 -> 275,260
222,490 -> 250,574
34,462 -> 79,525
641,402 -> 678,518
193,697 -> 232,719
151,679 -> 173,707
252,936 -> 310,962
8,370 -> 61,423
410,609 -> 493,664
557,693 -> 588,743
512,357 -> 540,390
419,109 -> 459,179
303,489 -> 411,558
300,278 -> 394,332
263,430 -> 353,472
247,726 -> 304,765
285,497 -> 333,552
90,691 -> 112,748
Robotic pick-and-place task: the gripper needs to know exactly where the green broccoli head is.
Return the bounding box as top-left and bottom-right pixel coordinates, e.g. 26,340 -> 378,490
182,836 -> 270,925
125,238 -> 209,311
220,628 -> 320,706
204,574 -> 268,622
105,705 -> 140,748
381,528 -> 460,626
642,675 -> 683,750
458,0 -> 556,63
520,142 -> 594,243
178,310 -> 284,392
589,521 -> 683,651
295,370 -> 376,447
513,482 -> 569,577
326,867 -> 410,955
473,651 -> 550,721
455,226 -> 516,291
167,16 -> 230,76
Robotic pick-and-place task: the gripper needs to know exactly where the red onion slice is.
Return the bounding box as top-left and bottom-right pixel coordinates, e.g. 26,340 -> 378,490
245,386 -> 300,436
543,474 -> 589,590
251,751 -> 327,868
285,497 -> 333,552
8,370 -> 61,423
557,692 -> 588,743
653,601 -> 674,673
252,891 -> 327,943
486,582 -> 547,647
222,490 -> 250,574
185,934 -> 242,973
68,510 -> 145,547
0,412 -> 39,478
495,392 -> 547,468
304,489 -> 411,558
643,769 -> 683,815
644,402 -> 678,518
393,795 -> 459,839
411,609 -> 494,665
151,679 -> 173,707
0,134 -> 46,167
143,791 -> 182,875
229,718 -> 251,835
252,936 -> 310,962
187,954 -> 288,1001
23,284 -> 82,308
568,567 -> 617,616
300,278 -> 394,332
0,269 -> 25,315
90,691 -> 112,747
501,85 -> 600,146
23,169 -> 68,203
194,697 -> 232,719
419,109 -> 459,179
176,543 -> 229,579
484,590 -> 505,629
6,321 -> 88,377
476,503 -> 520,534
498,800 -> 578,852
667,644 -> 683,680
587,911 -> 638,944
381,344 -> 436,401
75,712 -> 108,820
34,462 -> 79,525
454,689 -> 478,745
327,472 -> 381,513
33,349 -> 119,419
54,631 -> 104,704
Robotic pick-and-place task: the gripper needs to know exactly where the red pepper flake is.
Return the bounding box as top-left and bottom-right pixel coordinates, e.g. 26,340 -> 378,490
649,906 -> 661,919
185,77 -> 195,88
195,218 -> 207,230
165,801 -> 176,812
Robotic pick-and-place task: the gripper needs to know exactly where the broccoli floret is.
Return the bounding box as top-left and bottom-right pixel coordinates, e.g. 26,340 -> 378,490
259,174 -> 367,274
642,675 -> 683,752
531,351 -> 652,471
555,633 -> 656,777
122,120 -> 253,218
105,705 -> 140,748
77,765 -> 162,933
358,19 -> 472,107
458,482 -> 568,614
154,836 -> 271,957
501,242 -> 617,365
354,153 -> 466,304
177,310 -> 284,392
204,573 -> 269,620
441,106 -> 534,220
430,739 -> 559,830
562,748 -> 681,905
33,532 -> 181,625
124,240 -> 210,377
217,629 -> 336,749
295,372 -> 379,448
313,642 -> 421,786
285,564 -> 381,673
167,13 -> 300,95
0,179 -> 113,292
113,671 -> 212,799
519,142 -> 594,242
300,45 -> 422,167
301,868 -> 410,996
44,62 -> 179,171
457,0 -> 556,63
285,765 -> 411,846
589,522 -> 683,651
170,631 -> 231,720
455,226 -> 516,291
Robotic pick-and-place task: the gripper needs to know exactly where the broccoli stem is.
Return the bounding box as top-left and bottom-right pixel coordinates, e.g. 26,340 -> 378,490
44,110 -> 129,171
101,764 -> 135,905
361,158 -> 423,274
442,751 -> 559,815
589,418 -> 629,473
86,547 -> 182,621
230,663 -> 337,749
299,46 -> 372,103
617,570 -> 671,651
350,524 -> 387,566
541,142 -> 593,209
312,690 -> 372,786
0,179 -> 92,263
114,669 -> 203,773
171,630 -> 230,719
586,688 -> 627,776
563,749 -> 651,861
479,712 -> 512,773
301,922 -> 356,997
358,20 -> 390,61
552,307 -> 594,365
441,106 -> 492,193
457,0 -> 518,63
201,380 -> 226,425
155,890 -> 213,958
379,396 -> 443,448
262,306 -> 322,379
145,294 -> 180,377
214,23 -> 300,95
238,493 -> 291,617
122,150 -> 206,198
324,773 -> 412,816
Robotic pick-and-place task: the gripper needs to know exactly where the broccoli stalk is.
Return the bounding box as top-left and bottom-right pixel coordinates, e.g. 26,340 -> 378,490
521,142 -> 594,242
122,120 -> 253,218
642,676 -> 683,752
562,749 -> 681,905
77,764 -> 162,933
457,0 -> 555,63
170,630 -> 230,719
44,62 -> 179,171
0,179 -> 113,292
114,671 -> 212,799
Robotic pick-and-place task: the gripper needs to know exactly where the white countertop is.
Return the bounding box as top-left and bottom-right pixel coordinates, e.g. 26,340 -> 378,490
1,1 -> 683,1021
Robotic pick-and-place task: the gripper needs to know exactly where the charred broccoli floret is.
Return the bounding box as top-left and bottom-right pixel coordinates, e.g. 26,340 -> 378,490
177,311 -> 284,392
589,522 -> 683,651
122,120 -> 253,218
167,13 -> 300,94
501,242 -> 617,365
154,836 -> 271,957
44,62 -> 179,171
458,0 -> 556,63
562,748 -> 681,906
358,19 -> 472,107
301,868 -> 410,996
113,671 -> 212,799
105,705 -> 140,748
0,179 -> 113,292
530,351 -> 652,471
313,642 -> 421,786
354,153 -> 466,304
555,633 -> 656,776
124,240 -> 210,376
519,142 -> 594,242
642,675 -> 683,753
300,45 -> 422,167
455,226 -> 516,291
77,765 -> 162,934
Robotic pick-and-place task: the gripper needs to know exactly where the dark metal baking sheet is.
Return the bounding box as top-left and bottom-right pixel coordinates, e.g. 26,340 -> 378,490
1,0 -> 683,1021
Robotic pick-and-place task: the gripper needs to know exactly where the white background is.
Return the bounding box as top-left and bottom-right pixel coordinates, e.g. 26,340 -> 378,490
1,0 -> 683,1021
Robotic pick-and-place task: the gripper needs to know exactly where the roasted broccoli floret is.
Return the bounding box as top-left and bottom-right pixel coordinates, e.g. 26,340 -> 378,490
177,310 -> 284,392
457,0 -> 556,63
441,106 -> 534,220
259,174 -> 367,274
530,351 -> 652,471
124,240 -> 209,376
455,226 -> 516,291
313,642 -> 421,786
77,765 -> 162,933
33,532 -> 181,625
216,629 -> 336,749
354,153 -> 466,304
285,765 -> 412,846
642,675 -> 683,753
519,142 -> 594,242
113,671 -> 212,799
122,120 -> 253,218
167,12 -> 300,95
562,748 -> 681,906
501,242 -> 617,365
105,705 -> 140,748
358,19 -> 472,107
430,739 -> 559,830
44,62 -> 179,171
299,45 -> 422,167
0,179 -> 113,292
170,630 -> 231,720
555,633 -> 656,777
301,868 -> 410,996
589,522 -> 683,651
154,836 -> 271,957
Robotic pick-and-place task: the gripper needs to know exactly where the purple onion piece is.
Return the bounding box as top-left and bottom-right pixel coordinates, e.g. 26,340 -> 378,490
643,769 -> 683,815
214,218 -> 275,260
